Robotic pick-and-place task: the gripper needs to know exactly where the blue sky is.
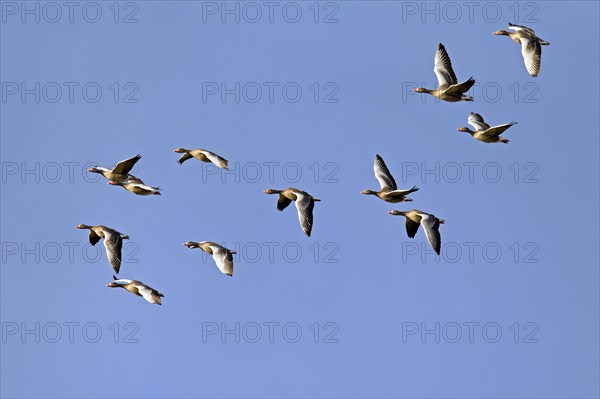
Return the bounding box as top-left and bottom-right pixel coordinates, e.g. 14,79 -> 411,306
1,1 -> 599,398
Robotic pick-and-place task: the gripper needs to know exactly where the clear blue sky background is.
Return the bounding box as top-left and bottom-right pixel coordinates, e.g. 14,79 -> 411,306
1,1 -> 599,398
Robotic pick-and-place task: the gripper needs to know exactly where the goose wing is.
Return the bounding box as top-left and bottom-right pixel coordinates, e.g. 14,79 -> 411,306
387,186 -> 419,197
405,218 -> 420,238
103,230 -> 123,274
468,113 -> 491,131
520,37 -> 542,77
277,194 -> 293,211
434,43 -> 458,87
177,153 -> 193,164
482,122 -> 517,137
199,150 -> 229,169
89,230 -> 101,246
135,283 -> 163,304
444,77 -> 475,94
508,22 -> 536,35
128,182 -> 160,195
113,154 -> 141,174
294,192 -> 315,237
374,155 -> 397,190
418,213 -> 442,255
209,245 -> 234,276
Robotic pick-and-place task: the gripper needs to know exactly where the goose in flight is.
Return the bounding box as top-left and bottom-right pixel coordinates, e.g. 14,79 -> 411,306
263,188 -> 320,237
389,210 -> 445,255
457,112 -> 517,144
109,179 -> 161,195
88,154 -> 142,183
361,154 -> 419,203
493,23 -> 550,77
106,275 -> 164,305
174,148 -> 229,169
75,224 -> 129,273
183,241 -> 236,277
414,43 -> 475,102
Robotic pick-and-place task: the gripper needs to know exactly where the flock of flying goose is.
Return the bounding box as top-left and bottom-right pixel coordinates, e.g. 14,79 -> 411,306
76,23 -> 549,305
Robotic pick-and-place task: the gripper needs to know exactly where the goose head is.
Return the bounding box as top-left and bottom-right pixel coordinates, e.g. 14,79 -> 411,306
361,189 -> 377,195
263,189 -> 280,194
413,87 -> 428,93
87,167 -> 101,173
75,224 -> 91,229
493,30 -> 510,36
173,148 -> 188,153
457,127 -> 475,135
388,210 -> 406,216
183,241 -> 200,249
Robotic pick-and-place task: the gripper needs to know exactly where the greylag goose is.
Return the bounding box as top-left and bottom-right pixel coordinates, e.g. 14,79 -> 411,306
263,188 -> 320,237
106,275 -> 164,305
388,210 -> 445,255
493,23 -> 549,77
414,43 -> 475,102
108,179 -> 161,195
88,154 -> 142,183
174,148 -> 228,169
75,224 -> 129,273
183,241 -> 236,276
457,112 -> 517,144
361,154 -> 419,203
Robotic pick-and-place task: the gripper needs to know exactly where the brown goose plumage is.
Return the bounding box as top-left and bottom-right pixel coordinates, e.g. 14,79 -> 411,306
75,224 -> 129,273
414,43 -> 475,102
264,188 -> 320,237
174,148 -> 228,169
106,275 -> 164,305
361,154 -> 419,203
108,179 -> 161,196
457,112 -> 517,144
88,154 -> 143,183
493,23 -> 550,77
389,210 -> 445,255
183,241 -> 236,276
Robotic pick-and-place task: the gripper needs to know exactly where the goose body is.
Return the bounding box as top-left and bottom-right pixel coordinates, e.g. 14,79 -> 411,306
174,148 -> 229,169
389,210 -> 445,255
183,241 -> 236,276
457,112 -> 517,144
75,224 -> 129,273
264,188 -> 320,237
361,155 -> 419,203
493,23 -> 549,77
88,154 -> 142,183
106,275 -> 164,305
109,179 -> 161,195
414,43 -> 475,102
